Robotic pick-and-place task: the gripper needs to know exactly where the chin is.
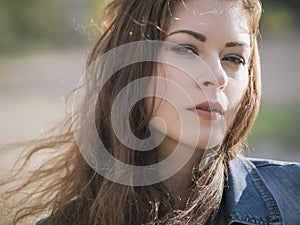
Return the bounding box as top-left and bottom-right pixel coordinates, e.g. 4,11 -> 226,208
195,139 -> 223,151
179,126 -> 224,148
177,132 -> 224,151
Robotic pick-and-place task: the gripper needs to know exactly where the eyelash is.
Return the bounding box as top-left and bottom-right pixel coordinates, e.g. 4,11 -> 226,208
222,54 -> 246,66
170,44 -> 199,55
171,44 -> 246,66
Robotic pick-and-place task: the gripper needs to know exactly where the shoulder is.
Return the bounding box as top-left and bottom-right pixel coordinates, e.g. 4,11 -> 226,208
248,157 -> 300,190
230,155 -> 300,185
35,218 -> 48,225
249,157 -> 300,208
249,156 -> 300,169
239,156 -> 300,200
227,155 -> 300,224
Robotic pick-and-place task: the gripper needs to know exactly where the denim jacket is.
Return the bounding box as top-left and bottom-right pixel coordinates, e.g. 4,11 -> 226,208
36,155 -> 300,225
225,155 -> 300,225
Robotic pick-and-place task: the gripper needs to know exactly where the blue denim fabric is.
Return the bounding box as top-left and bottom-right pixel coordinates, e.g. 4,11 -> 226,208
226,155 -> 300,225
36,218 -> 48,225
35,155 -> 300,225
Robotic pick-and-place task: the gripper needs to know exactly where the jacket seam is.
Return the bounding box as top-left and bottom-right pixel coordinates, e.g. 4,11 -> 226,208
244,159 -> 283,224
228,214 -> 283,225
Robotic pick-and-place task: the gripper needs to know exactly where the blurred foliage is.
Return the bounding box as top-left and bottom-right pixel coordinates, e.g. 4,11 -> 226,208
260,1 -> 299,34
90,0 -> 109,22
0,0 -> 108,55
0,0 -> 299,54
249,105 -> 300,150
0,0 -> 69,54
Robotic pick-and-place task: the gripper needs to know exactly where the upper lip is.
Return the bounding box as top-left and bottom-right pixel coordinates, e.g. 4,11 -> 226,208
189,101 -> 225,115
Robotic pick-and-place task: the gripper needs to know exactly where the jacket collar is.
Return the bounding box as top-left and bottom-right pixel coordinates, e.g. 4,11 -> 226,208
225,155 -> 283,225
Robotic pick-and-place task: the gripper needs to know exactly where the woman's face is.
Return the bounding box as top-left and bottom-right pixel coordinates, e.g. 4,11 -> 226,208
150,0 -> 251,154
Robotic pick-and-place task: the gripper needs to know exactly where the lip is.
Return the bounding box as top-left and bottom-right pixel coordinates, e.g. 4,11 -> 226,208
188,101 -> 225,120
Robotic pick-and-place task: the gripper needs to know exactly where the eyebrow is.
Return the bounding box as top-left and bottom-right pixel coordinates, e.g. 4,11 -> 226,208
225,41 -> 249,48
167,30 -> 207,42
167,30 -> 249,48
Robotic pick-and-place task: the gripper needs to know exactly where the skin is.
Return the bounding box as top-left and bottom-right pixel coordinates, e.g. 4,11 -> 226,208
150,0 -> 251,198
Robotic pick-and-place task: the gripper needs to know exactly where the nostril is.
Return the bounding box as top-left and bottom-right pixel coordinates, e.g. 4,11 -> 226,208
219,75 -> 228,90
218,84 -> 226,90
201,79 -> 227,89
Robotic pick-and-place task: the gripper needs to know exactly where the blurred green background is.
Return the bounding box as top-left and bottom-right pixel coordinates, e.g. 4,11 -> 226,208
0,0 -> 107,54
1,0 -> 300,54
0,0 -> 299,162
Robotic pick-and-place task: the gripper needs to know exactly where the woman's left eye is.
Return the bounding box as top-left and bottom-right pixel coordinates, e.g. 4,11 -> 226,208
170,44 -> 199,56
223,54 -> 245,66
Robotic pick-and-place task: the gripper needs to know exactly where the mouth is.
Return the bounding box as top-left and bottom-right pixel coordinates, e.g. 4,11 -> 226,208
189,101 -> 225,120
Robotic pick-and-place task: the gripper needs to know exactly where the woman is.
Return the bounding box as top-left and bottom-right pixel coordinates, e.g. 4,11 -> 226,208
1,0 -> 299,224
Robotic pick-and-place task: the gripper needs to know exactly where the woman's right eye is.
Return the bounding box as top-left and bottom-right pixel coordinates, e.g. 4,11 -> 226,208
170,44 -> 199,56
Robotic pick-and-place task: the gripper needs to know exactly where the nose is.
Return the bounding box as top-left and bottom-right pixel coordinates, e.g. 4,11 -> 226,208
197,56 -> 228,90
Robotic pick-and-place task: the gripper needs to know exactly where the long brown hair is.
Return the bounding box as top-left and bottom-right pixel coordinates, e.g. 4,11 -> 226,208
1,0 -> 262,224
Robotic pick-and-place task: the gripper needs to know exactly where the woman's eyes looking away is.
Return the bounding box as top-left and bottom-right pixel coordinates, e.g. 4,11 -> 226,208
223,54 -> 246,66
170,44 -> 246,66
170,44 -> 199,56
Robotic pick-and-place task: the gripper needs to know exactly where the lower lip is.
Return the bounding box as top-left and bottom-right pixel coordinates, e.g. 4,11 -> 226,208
194,109 -> 223,120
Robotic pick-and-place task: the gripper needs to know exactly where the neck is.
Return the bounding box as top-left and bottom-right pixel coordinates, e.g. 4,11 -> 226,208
157,137 -> 204,204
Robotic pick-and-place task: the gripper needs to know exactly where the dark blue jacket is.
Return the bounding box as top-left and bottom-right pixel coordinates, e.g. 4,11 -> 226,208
225,155 -> 300,224
36,155 -> 300,225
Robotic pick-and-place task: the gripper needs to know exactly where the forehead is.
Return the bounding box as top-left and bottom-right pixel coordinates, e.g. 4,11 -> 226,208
174,0 -> 244,18
169,0 -> 250,39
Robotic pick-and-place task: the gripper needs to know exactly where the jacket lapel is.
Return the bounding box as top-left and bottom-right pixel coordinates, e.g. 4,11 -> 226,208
225,155 -> 283,225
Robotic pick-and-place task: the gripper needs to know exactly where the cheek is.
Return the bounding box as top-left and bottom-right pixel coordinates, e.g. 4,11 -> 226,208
230,79 -> 248,104
225,72 -> 249,120
227,67 -> 249,103
158,63 -> 192,87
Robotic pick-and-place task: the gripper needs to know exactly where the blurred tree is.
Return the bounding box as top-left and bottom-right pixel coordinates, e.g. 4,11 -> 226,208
249,105 -> 300,150
65,0 -> 108,43
261,0 -> 299,34
0,0 -> 299,55
283,0 -> 300,13
0,0 -> 88,54
90,0 -> 108,21
0,1 -> 17,53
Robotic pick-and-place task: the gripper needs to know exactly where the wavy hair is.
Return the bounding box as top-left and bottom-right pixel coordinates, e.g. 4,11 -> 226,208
1,0 -> 262,224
